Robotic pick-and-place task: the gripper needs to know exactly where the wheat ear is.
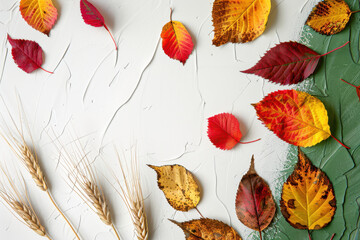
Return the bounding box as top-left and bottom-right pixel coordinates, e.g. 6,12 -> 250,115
0,167 -> 51,239
54,134 -> 120,240
114,149 -> 148,240
0,101 -> 81,240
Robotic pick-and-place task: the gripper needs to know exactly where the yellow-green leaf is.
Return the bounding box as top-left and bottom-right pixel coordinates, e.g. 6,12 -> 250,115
306,0 -> 352,35
148,164 -> 200,211
20,0 -> 58,35
212,0 -> 271,46
280,149 -> 336,230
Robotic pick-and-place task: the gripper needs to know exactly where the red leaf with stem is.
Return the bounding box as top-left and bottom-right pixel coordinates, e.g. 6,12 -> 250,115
235,156 -> 276,240
207,113 -> 260,150
242,41 -> 349,85
80,0 -> 117,50
7,35 -> 52,74
340,78 -> 360,101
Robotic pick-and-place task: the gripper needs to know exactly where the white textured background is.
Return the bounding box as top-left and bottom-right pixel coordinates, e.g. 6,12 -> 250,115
0,0 -> 318,239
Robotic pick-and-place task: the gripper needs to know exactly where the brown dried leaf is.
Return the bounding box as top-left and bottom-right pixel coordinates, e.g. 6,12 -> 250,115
170,218 -> 242,240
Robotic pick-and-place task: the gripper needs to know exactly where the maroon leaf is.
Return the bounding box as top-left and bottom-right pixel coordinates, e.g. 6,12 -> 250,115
235,155 -> 276,240
242,41 -> 349,85
341,78 -> 360,101
80,0 -> 117,50
7,35 -> 52,74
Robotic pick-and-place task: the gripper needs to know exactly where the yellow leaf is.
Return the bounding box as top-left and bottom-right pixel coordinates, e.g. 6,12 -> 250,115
148,164 -> 200,211
20,0 -> 58,35
280,149 -> 336,230
306,0 -> 352,35
212,0 -> 271,46
170,218 -> 242,240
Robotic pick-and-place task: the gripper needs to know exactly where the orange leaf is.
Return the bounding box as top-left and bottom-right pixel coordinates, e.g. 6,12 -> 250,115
306,0 -> 354,35
20,0 -> 58,35
235,155 -> 275,239
253,89 -> 349,148
281,149 -> 336,230
212,0 -> 271,46
161,9 -> 194,64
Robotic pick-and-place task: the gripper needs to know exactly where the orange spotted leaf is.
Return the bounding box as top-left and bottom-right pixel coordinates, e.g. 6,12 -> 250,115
340,79 -> 360,101
280,148 -> 336,230
212,0 -> 271,46
20,0 -> 58,35
235,155 -> 276,239
253,89 -> 349,148
306,0 -> 355,35
207,113 -> 260,150
170,218 -> 242,240
161,9 -> 194,64
148,164 -> 200,211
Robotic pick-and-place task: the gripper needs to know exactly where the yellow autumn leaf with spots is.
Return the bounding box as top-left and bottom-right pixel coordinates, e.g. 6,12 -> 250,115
306,0 -> 355,35
148,164 -> 200,211
280,149 -> 336,230
20,0 -> 58,35
212,0 -> 271,46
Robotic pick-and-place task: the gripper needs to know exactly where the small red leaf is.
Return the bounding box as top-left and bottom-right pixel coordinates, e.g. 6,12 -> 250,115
235,156 -> 276,239
207,113 -> 260,150
242,41 -> 349,85
340,78 -> 360,101
80,0 -> 117,50
7,35 -> 52,74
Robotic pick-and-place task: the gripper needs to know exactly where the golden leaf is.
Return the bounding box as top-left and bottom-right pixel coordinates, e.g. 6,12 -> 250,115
280,149 -> 336,230
212,0 -> 271,46
148,164 -> 200,211
306,0 -> 353,35
170,218 -> 242,240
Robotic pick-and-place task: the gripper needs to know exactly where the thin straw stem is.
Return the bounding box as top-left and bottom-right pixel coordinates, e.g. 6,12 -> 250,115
111,223 -> 121,240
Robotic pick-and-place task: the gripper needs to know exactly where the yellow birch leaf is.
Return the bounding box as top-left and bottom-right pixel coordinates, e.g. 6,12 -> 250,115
280,149 -> 336,230
20,0 -> 58,35
148,164 -> 200,211
212,0 -> 271,46
306,0 -> 353,35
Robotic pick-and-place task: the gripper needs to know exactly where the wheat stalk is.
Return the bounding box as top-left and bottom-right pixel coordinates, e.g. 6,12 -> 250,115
0,167 -> 51,239
54,134 -> 120,240
0,99 -> 80,239
114,149 -> 148,240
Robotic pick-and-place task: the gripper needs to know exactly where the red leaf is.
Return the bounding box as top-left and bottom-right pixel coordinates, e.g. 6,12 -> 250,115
7,35 -> 52,74
242,41 -> 349,85
207,113 -> 260,150
161,9 -> 194,64
235,156 -> 276,239
340,78 -> 360,101
80,0 -> 117,50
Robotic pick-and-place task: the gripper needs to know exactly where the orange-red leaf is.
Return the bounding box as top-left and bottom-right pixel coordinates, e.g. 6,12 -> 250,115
20,0 -> 58,35
253,89 -> 349,148
207,113 -> 260,150
235,155 -> 276,237
161,13 -> 194,64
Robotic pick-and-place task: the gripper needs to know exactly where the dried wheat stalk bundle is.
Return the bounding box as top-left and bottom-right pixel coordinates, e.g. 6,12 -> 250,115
0,167 -> 51,239
56,136 -> 120,240
114,150 -> 148,240
0,101 -> 80,239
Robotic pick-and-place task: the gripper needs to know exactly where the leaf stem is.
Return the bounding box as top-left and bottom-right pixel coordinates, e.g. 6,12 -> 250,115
330,134 -> 350,149
340,78 -> 358,88
170,8 -> 173,22
195,207 -> 204,219
259,230 -> 262,240
39,67 -> 53,74
239,138 -> 261,144
320,41 -> 350,57
111,223 -> 121,240
46,190 -> 81,240
352,10 -> 360,14
308,230 -> 312,240
104,24 -> 118,50
330,233 -> 335,240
